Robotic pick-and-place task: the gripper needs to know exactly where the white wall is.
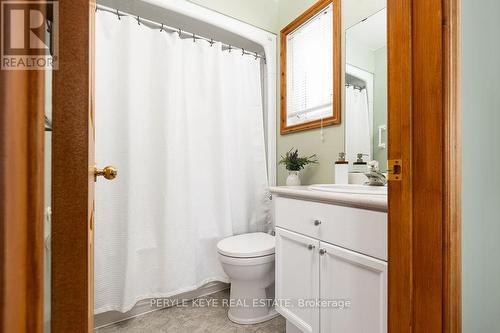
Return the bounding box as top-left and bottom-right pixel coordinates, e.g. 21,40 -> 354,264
187,0 -> 279,32
346,38 -> 375,72
373,46 -> 387,170
462,0 -> 500,331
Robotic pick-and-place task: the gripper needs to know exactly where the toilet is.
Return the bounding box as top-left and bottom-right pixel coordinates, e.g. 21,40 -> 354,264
217,232 -> 278,324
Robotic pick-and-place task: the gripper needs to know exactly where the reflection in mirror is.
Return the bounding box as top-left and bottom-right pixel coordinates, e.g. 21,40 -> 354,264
345,6 -> 387,171
280,0 -> 341,134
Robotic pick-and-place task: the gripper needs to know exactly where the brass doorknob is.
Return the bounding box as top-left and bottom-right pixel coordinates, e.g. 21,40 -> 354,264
94,166 -> 117,181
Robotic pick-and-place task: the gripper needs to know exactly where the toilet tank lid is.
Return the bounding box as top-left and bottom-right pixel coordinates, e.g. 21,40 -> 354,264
217,232 -> 275,258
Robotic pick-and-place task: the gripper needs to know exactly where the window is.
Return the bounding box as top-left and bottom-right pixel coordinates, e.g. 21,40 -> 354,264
280,0 -> 341,134
286,4 -> 333,126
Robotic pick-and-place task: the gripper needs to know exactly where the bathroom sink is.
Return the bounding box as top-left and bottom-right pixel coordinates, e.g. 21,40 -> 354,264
308,184 -> 388,195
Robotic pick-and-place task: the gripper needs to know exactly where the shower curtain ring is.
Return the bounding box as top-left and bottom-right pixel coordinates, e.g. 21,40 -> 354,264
228,45 -> 232,53
255,52 -> 258,60
178,28 -> 182,38
116,9 -> 121,20
160,23 -> 163,32
137,16 -> 141,25
209,38 -> 214,46
192,33 -> 196,42
242,48 -> 245,56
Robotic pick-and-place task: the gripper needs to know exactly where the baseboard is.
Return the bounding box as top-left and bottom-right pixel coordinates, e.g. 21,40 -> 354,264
94,281 -> 230,329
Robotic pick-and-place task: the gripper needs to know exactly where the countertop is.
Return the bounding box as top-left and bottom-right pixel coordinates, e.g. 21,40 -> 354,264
269,186 -> 387,212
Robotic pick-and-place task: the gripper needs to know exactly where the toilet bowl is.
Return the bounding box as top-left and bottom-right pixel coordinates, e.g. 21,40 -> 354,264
217,232 -> 279,325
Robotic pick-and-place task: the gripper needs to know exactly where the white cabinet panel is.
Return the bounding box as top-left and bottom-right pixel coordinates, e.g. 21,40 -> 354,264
319,242 -> 387,333
274,197 -> 387,261
275,197 -> 321,240
275,227 -> 320,333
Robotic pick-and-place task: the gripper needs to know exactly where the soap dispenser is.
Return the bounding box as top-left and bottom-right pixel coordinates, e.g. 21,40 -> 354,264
335,152 -> 349,184
352,153 -> 368,173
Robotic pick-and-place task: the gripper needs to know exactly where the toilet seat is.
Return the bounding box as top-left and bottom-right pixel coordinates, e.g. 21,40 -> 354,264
217,232 -> 275,258
218,253 -> 275,266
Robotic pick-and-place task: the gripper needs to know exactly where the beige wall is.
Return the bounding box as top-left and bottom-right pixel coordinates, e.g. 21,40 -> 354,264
186,0 -> 345,185
277,0 -> 343,186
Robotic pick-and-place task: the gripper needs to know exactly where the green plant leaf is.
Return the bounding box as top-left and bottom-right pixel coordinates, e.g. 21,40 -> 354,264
279,148 -> 319,171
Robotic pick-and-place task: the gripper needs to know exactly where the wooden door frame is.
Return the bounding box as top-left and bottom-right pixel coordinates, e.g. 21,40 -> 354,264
51,1 -> 95,332
442,1 -> 461,331
387,0 -> 461,332
0,0 -> 461,332
0,56 -> 45,333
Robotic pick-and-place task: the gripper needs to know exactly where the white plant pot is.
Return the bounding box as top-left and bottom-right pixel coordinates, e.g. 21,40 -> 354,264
286,171 -> 301,186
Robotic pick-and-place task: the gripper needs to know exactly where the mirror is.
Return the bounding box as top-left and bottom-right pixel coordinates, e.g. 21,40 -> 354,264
344,4 -> 387,171
280,0 -> 341,134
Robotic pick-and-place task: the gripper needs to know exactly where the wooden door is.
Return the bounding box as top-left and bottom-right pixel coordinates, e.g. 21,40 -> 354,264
387,0 -> 461,332
275,227 -> 320,333
51,1 -> 95,332
319,241 -> 387,333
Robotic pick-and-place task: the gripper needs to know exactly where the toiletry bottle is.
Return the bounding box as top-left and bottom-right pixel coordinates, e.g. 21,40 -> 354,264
335,152 -> 349,184
352,153 -> 368,173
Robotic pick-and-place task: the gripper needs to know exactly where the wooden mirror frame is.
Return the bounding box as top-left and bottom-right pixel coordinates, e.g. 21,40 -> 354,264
280,0 -> 341,135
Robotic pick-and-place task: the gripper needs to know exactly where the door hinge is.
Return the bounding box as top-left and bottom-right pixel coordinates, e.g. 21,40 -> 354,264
387,159 -> 402,181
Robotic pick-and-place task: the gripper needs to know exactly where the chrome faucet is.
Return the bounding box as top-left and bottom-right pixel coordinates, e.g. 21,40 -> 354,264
364,161 -> 387,186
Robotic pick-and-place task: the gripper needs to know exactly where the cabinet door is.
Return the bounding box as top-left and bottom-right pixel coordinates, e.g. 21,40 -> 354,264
319,242 -> 387,333
275,227 -> 320,333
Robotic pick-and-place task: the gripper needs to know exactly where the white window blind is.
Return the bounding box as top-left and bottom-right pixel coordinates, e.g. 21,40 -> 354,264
286,4 -> 333,126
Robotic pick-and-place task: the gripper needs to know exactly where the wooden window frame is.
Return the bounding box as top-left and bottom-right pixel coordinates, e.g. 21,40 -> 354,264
280,0 -> 342,135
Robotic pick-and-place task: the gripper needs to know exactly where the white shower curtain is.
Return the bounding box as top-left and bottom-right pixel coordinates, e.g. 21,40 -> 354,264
94,12 -> 271,314
345,86 -> 371,163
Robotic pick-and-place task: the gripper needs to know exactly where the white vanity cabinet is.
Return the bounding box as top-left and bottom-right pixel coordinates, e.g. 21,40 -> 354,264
273,194 -> 387,333
275,228 -> 320,333
319,241 -> 387,333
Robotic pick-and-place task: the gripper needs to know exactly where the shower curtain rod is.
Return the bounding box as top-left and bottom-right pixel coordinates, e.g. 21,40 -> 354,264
96,4 -> 266,62
345,83 -> 365,91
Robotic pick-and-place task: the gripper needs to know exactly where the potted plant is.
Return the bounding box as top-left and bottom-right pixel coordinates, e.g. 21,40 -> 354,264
279,148 -> 318,186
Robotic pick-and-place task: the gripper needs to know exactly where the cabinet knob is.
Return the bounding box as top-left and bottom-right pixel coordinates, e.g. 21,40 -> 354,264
319,248 -> 327,255
313,219 -> 322,226
307,244 -> 315,250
